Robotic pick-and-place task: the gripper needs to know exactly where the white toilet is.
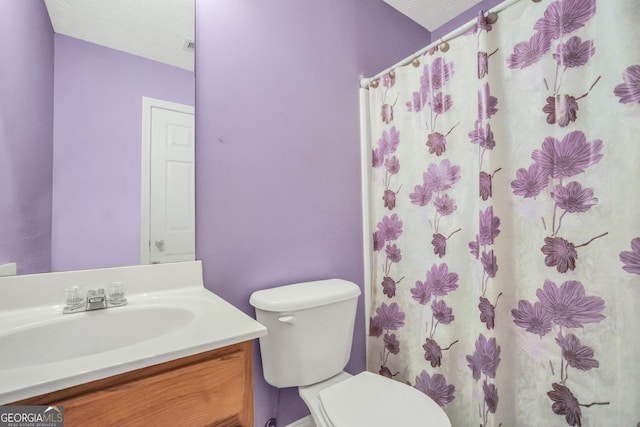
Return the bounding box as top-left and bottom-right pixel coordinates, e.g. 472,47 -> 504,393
250,279 -> 451,427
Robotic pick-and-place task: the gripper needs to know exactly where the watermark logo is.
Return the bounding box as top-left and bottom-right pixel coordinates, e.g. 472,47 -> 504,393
0,406 -> 64,427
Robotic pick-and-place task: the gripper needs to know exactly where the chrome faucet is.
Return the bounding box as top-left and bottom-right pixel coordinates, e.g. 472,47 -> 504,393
63,283 -> 127,314
86,288 -> 107,311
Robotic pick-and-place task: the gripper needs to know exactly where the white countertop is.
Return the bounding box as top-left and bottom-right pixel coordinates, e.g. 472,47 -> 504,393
0,261 -> 267,404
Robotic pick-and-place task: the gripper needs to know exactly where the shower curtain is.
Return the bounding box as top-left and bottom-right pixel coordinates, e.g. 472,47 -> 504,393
366,0 -> 640,425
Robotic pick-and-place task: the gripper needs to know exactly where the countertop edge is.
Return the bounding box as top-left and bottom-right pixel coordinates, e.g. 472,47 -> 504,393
0,325 -> 267,405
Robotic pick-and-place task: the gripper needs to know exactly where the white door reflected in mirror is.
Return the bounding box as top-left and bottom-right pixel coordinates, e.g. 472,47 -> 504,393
140,98 -> 195,265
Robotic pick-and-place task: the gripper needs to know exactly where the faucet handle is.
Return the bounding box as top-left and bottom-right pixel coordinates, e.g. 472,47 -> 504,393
63,285 -> 85,313
65,285 -> 83,306
107,281 -> 127,307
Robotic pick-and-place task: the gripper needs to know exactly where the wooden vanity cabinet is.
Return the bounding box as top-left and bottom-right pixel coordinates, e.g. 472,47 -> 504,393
12,341 -> 254,427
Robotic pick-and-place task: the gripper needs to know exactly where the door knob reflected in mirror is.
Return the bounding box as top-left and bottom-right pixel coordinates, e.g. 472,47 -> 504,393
155,240 -> 165,251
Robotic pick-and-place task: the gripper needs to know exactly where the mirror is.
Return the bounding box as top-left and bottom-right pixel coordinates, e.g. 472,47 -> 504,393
0,0 -> 195,276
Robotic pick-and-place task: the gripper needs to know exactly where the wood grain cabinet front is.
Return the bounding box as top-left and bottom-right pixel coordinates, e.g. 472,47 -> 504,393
12,341 -> 254,427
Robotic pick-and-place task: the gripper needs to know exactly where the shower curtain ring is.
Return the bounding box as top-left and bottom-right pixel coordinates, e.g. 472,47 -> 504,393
439,39 -> 450,52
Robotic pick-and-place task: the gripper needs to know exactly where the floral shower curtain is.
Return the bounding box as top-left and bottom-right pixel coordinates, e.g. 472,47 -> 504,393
366,0 -> 640,425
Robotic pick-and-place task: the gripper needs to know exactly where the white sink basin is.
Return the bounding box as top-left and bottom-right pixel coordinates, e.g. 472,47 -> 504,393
0,277 -> 267,404
0,306 -> 194,369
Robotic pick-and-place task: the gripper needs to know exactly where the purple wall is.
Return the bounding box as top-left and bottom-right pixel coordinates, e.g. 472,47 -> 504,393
0,1 -> 54,275
194,1 -> 429,425
51,35 -> 194,272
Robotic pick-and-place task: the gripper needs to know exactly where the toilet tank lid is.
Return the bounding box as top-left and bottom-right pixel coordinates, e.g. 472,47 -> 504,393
250,279 -> 361,312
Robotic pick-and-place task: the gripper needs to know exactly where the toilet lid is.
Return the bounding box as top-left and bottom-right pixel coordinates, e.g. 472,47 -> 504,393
318,372 -> 451,427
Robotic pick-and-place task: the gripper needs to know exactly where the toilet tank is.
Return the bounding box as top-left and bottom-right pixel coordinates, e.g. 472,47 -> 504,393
250,279 -> 361,388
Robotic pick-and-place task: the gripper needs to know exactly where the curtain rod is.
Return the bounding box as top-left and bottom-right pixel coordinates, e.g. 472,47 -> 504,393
360,0 -> 524,89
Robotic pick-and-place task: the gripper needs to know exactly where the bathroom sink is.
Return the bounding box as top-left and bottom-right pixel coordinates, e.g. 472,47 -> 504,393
0,262 -> 267,405
0,305 -> 194,369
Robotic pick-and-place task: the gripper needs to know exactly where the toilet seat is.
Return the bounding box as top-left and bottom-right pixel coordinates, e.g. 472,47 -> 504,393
317,371 -> 451,427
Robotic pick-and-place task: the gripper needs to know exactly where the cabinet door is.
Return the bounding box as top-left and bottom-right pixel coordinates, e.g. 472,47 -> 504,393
55,351 -> 247,427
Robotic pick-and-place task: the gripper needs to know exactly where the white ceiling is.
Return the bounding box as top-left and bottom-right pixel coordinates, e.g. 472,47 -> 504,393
383,0 -> 481,31
43,0 -> 474,72
44,0 -> 194,71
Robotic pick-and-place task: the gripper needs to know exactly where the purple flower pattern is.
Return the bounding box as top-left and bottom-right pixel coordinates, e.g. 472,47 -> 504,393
478,51 -> 489,79
369,316 -> 383,338
512,130 -> 606,273
406,56 -> 458,158
543,94 -> 579,127
478,296 -> 498,330
553,36 -> 594,68
532,132 -> 603,179
483,381 -> 498,414
428,92 -> 452,115
409,261 -> 460,404
425,263 -> 459,296
414,371 -> 455,407
547,383 -> 607,427
479,171 -> 492,201
465,10 -> 493,35
551,182 -> 597,213
468,120 -> 495,149
381,276 -> 397,298
420,57 -> 454,93
376,214 -> 403,242
511,164 -> 549,198
431,300 -> 454,325
541,236 -> 578,273
512,300 -> 553,337
513,279 -> 608,424
534,0 -> 596,40
507,32 -> 552,69
375,302 -> 406,330
409,158 -> 462,258
509,0 -> 598,127
384,333 -> 400,355
382,189 -> 397,210
556,333 -> 599,371
366,1 -> 628,424
431,233 -> 447,258
478,82 -> 498,120
371,92 -> 408,377
466,334 -> 501,381
537,280 -> 605,328
614,65 -> 640,104
465,15 -> 503,425
410,279 -> 432,305
423,338 -> 443,367
547,383 -> 582,426
620,238 -> 640,275
422,159 -> 461,193
403,54 -> 463,352
426,132 -> 447,156
374,124 -> 404,310
479,206 -> 500,246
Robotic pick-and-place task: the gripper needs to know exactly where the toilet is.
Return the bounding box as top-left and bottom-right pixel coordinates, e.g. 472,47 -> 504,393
250,279 -> 451,427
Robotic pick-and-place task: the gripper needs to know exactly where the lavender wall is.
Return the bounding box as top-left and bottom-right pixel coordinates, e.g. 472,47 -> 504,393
194,1 -> 429,425
0,1 -> 54,275
51,35 -> 194,272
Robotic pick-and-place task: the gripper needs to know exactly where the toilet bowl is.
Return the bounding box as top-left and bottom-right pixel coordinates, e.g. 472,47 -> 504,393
299,371 -> 451,427
250,279 -> 451,427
